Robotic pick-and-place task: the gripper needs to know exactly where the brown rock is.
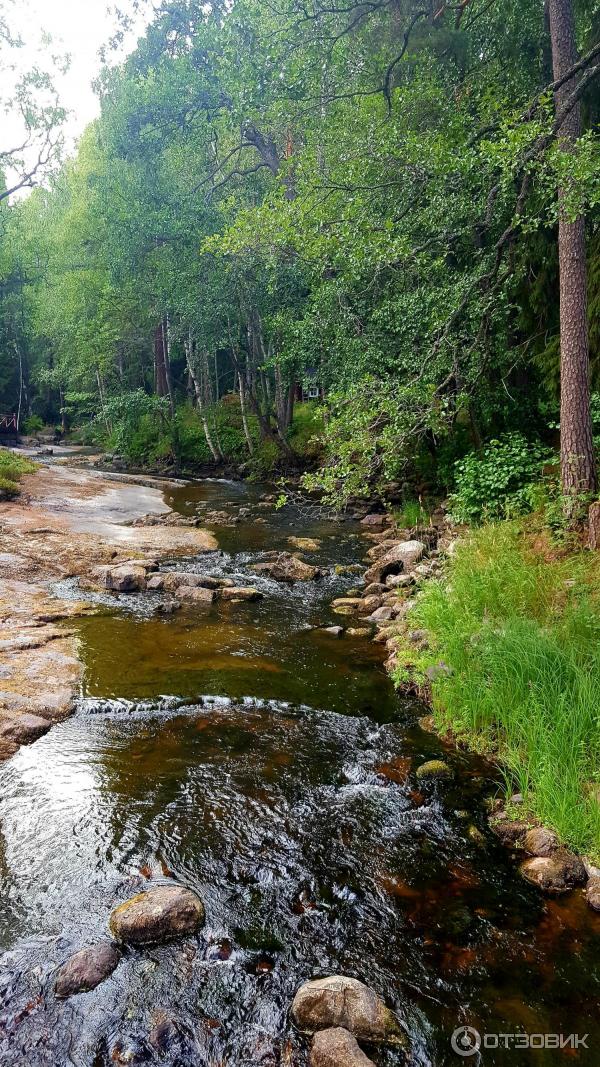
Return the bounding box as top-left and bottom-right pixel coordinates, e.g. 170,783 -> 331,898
489,818 -> 528,847
364,583 -> 387,596
520,853 -> 587,894
174,586 -> 215,603
0,713 -> 51,744
523,827 -> 560,857
360,514 -> 387,527
310,1028 -> 375,1067
55,942 -> 121,998
101,564 -> 147,593
585,877 -> 600,911
146,575 -> 165,591
291,975 -> 405,1045
360,595 -> 382,613
219,587 -> 262,601
161,573 -> 220,592
364,540 -> 426,585
253,553 -> 320,582
0,738 -> 18,761
109,886 -> 205,945
368,607 -> 393,622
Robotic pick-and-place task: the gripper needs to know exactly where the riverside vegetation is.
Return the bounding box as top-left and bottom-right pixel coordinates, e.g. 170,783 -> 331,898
1,0 -> 600,980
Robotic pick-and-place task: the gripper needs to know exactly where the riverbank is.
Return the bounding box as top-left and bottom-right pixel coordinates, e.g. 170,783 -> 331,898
0,460 -> 218,761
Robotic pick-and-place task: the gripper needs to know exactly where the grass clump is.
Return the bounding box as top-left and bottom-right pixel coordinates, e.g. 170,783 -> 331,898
411,521 -> 600,859
0,450 -> 37,497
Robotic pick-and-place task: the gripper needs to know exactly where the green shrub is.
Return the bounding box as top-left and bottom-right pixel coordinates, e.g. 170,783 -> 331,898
412,523 -> 600,858
22,414 -> 45,435
449,433 -> 554,524
0,450 -> 37,496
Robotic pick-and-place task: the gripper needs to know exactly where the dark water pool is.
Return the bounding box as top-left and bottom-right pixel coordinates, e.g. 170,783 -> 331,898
1,479 -> 599,1066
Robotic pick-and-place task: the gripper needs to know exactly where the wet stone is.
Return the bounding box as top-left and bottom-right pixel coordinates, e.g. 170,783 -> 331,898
0,713 -> 51,745
520,853 -> 587,894
415,759 -> 453,781
310,1027 -> 375,1067
109,885 -> 205,945
291,975 -> 405,1045
523,826 -> 559,857
586,877 -> 600,912
55,942 -> 121,998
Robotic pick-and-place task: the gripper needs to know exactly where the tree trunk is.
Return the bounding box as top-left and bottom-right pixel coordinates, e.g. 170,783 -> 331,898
183,332 -> 222,462
548,0 -> 597,499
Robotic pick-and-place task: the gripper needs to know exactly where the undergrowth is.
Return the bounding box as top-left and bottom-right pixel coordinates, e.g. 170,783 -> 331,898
406,521 -> 600,859
0,450 -> 37,497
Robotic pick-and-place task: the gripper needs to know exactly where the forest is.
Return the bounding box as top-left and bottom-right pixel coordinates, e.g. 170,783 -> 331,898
0,0 -> 599,517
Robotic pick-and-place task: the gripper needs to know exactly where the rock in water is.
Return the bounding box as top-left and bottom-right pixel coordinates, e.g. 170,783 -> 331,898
175,585 -> 216,602
55,943 -> 121,998
0,713 -> 51,744
520,853 -> 586,894
586,877 -> 600,911
310,1028 -> 375,1067
253,553 -> 321,582
415,759 -> 453,781
109,886 -> 205,945
291,975 -> 405,1045
219,586 -> 263,601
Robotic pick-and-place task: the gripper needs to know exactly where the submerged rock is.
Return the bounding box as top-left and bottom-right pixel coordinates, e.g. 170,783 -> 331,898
109,885 -> 205,945
520,853 -> 586,894
288,536 -> 322,551
55,942 -> 121,998
322,626 -> 344,637
0,713 -> 51,745
310,1027 -> 375,1067
291,975 -> 405,1045
415,759 -> 453,781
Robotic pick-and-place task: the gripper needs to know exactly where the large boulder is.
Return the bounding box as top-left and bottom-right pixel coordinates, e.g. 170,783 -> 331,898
55,943 -> 121,998
0,713 -> 51,745
363,541 -> 426,585
97,564 -> 148,593
109,886 -> 205,945
520,853 -> 586,894
310,1028 -> 375,1067
253,553 -> 321,583
291,975 -> 405,1045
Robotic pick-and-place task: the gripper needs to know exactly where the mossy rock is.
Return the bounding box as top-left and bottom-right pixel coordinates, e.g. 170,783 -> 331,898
415,759 -> 453,781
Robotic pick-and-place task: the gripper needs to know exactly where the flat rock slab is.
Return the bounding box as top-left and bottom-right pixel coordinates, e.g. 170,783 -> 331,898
220,587 -> 262,601
55,942 -> 121,998
310,1028 -> 375,1067
291,975 -> 405,1045
109,886 -> 205,945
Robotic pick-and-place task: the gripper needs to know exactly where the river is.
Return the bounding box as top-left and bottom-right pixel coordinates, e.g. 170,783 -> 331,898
0,474 -> 599,1066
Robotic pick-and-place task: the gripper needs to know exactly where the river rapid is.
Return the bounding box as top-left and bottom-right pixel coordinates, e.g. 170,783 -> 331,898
1,475 -> 599,1066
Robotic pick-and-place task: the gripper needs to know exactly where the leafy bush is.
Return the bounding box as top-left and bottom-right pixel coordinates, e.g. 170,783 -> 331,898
449,433 -> 554,524
0,450 -> 37,496
22,414 -> 45,435
411,523 -> 600,858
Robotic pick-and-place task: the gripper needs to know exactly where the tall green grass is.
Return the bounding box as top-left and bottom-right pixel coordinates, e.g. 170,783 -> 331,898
413,523 -> 600,858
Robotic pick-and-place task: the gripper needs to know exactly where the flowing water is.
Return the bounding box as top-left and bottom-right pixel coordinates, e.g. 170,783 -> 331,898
1,477 -> 600,1066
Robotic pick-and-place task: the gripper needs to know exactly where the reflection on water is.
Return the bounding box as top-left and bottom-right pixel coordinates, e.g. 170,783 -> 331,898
1,478 -> 600,1066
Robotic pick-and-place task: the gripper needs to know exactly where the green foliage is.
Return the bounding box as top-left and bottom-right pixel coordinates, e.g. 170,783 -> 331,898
22,414 -> 45,435
0,450 -> 37,496
412,524 -> 600,858
449,434 -> 554,524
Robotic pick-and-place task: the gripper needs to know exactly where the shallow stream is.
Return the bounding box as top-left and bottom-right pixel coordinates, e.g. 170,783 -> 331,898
1,477 -> 599,1066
